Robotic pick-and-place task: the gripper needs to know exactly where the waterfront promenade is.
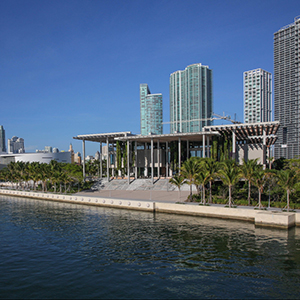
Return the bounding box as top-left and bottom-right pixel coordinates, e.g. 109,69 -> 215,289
76,189 -> 190,203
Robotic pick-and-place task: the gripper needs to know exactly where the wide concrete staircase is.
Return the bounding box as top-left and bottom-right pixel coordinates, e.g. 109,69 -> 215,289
91,178 -> 196,192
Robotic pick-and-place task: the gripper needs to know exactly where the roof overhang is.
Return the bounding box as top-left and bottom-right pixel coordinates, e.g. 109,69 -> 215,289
73,131 -> 133,143
204,121 -> 279,147
116,131 -> 220,143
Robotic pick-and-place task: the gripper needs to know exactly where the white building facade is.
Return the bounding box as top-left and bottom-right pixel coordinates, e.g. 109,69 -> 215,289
8,136 -> 25,153
243,68 -> 272,124
0,152 -> 71,166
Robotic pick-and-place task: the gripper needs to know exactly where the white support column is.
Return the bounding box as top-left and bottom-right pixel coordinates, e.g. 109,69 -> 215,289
135,142 -> 137,180
202,134 -> 206,158
127,140 -> 130,185
207,136 -> 210,158
100,142 -> 102,179
106,137 -> 109,182
166,141 -> 169,178
263,127 -> 267,169
82,140 -> 86,180
157,140 -> 160,179
232,130 -> 236,161
178,137 -> 181,172
144,142 -> 148,177
151,138 -> 154,184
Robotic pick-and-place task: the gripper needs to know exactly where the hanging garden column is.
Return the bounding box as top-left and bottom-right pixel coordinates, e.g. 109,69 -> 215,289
187,140 -> 189,159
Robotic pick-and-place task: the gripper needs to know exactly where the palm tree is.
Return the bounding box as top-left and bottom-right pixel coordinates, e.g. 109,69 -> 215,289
201,158 -> 219,203
218,160 -> 241,208
276,169 -> 299,212
28,162 -> 41,191
252,169 -> 268,209
195,168 -> 210,204
169,175 -> 185,200
180,158 -> 201,198
241,158 -> 260,206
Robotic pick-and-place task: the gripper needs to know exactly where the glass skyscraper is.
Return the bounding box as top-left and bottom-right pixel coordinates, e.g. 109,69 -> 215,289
243,68 -> 272,124
140,84 -> 163,135
0,125 -> 6,153
274,16 -> 300,159
169,63 -> 213,133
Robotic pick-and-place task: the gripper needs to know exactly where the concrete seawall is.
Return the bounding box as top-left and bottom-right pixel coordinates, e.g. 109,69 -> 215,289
0,189 -> 299,229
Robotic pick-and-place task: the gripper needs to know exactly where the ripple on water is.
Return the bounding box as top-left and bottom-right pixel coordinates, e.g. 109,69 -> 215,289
0,196 -> 300,299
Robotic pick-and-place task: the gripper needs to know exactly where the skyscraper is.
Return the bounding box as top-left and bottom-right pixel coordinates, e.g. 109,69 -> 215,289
169,63 -> 213,133
0,126 -> 6,153
140,84 -> 163,135
243,68 -> 272,124
8,136 -> 25,153
274,16 -> 300,159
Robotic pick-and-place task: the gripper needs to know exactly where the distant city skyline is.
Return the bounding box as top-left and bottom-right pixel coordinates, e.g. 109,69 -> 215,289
1,0 -> 299,155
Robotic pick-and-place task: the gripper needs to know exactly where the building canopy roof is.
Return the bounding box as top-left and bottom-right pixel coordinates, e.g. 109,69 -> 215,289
72,121 -> 279,146
73,131 -> 132,143
205,121 -> 279,147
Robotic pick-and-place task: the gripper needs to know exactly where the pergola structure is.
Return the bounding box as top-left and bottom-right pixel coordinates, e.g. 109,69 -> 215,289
205,121 -> 280,161
73,121 -> 280,184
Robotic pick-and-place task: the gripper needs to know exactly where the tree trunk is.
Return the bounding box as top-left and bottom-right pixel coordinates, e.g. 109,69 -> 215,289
209,181 -> 212,203
248,181 -> 251,206
258,189 -> 262,209
229,185 -> 232,208
287,190 -> 290,212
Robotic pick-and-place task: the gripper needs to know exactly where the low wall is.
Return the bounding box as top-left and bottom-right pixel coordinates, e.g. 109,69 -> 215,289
0,189 -> 299,229
0,189 -> 154,212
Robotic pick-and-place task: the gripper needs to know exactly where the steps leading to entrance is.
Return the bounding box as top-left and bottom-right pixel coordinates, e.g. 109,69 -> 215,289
91,178 -> 197,192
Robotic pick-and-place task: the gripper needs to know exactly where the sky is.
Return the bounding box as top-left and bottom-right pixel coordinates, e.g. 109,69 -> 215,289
1,0 -> 299,156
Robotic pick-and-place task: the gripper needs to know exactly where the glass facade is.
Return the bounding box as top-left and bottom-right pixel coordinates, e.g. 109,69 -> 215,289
0,126 -> 6,153
140,84 -> 163,135
274,16 -> 300,159
169,63 -> 213,133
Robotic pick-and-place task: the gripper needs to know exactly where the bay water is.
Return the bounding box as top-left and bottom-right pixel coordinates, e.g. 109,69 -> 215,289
0,196 -> 300,299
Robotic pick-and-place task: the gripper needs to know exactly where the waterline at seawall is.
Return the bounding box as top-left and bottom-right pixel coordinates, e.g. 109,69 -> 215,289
0,189 -> 299,229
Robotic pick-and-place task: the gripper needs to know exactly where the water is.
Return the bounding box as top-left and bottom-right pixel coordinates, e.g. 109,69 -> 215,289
0,196 -> 300,299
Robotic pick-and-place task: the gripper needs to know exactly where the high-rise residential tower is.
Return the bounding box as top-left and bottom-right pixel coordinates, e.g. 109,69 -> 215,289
243,68 -> 272,124
0,126 -> 6,153
274,16 -> 300,159
8,136 -> 25,153
140,84 -> 163,136
169,63 -> 213,133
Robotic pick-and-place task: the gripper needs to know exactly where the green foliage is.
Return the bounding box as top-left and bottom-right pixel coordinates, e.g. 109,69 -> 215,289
0,160 -> 87,193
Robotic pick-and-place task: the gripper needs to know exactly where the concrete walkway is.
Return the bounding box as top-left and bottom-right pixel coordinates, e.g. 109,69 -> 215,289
76,190 -> 190,203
